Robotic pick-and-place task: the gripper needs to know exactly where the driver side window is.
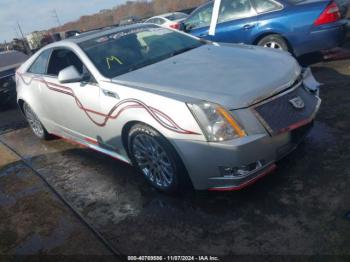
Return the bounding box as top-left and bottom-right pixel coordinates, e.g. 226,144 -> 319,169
185,3 -> 213,30
47,48 -> 96,83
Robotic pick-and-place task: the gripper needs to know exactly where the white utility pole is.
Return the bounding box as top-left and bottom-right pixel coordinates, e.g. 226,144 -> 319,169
209,0 -> 222,36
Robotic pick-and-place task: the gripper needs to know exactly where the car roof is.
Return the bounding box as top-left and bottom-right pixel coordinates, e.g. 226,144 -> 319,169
157,12 -> 186,17
0,50 -> 29,72
148,12 -> 187,19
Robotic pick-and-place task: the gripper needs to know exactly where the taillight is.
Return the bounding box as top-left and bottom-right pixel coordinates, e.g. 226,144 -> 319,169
169,23 -> 180,30
314,1 -> 341,26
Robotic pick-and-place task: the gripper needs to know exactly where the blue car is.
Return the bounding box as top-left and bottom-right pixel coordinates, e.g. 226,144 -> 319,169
182,0 -> 347,56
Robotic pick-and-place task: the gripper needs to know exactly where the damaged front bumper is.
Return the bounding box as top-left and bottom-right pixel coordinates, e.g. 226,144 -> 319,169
173,67 -> 321,191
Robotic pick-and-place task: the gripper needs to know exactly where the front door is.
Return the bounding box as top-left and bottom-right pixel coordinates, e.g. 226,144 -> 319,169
43,48 -> 102,141
185,0 -> 258,44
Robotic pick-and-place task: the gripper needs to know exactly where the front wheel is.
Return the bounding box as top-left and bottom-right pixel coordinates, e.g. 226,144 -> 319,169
257,34 -> 289,52
23,102 -> 51,140
128,124 -> 191,194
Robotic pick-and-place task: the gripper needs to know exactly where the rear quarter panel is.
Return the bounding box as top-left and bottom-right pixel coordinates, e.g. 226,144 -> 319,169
16,53 -> 48,123
254,0 -> 331,55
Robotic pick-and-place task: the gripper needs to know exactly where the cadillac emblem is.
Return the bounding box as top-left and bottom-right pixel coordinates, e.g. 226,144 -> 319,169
289,96 -> 305,110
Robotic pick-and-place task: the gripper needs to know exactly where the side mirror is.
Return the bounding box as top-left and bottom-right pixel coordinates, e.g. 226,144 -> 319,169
58,65 -> 83,84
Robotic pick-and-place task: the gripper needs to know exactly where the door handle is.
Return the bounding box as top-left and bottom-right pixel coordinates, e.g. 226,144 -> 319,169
102,89 -> 119,99
243,24 -> 255,30
199,33 -> 208,37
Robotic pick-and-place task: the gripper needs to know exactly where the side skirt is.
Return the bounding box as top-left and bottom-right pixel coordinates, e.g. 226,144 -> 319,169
52,132 -> 131,165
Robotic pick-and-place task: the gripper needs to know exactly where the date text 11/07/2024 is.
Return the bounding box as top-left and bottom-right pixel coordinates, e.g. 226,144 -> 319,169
127,255 -> 220,261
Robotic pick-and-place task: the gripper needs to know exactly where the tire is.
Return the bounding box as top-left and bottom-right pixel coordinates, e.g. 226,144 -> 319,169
23,102 -> 52,140
128,123 -> 191,194
257,34 -> 289,52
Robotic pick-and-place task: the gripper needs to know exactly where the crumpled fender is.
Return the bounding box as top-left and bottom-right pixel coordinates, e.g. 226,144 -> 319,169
303,67 -> 321,96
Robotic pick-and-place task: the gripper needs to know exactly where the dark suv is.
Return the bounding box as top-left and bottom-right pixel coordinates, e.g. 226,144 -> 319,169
0,51 -> 28,109
0,69 -> 16,108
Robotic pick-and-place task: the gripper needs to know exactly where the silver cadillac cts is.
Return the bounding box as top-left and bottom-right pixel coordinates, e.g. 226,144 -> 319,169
16,24 -> 321,193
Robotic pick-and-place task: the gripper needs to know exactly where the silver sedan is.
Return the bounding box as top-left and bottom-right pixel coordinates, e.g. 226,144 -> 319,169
16,24 -> 321,193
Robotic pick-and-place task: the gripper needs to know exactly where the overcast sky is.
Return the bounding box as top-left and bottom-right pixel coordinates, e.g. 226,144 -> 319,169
0,0 -> 127,42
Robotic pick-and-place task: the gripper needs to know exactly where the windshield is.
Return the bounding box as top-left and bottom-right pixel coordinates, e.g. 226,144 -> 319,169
79,25 -> 202,78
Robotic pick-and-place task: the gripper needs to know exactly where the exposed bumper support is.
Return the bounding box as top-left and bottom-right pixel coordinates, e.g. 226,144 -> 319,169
208,163 -> 277,191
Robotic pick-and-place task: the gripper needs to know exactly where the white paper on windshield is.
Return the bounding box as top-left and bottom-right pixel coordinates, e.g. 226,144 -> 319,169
209,0 -> 221,36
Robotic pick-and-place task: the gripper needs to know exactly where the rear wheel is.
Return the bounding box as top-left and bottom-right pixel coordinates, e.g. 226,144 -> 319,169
23,102 -> 51,140
128,124 -> 191,194
257,34 -> 289,52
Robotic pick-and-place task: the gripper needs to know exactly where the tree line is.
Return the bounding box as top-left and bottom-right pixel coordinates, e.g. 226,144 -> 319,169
50,0 -> 207,33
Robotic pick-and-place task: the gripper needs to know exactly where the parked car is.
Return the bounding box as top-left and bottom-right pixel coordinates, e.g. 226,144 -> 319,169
181,0 -> 347,56
64,30 -> 81,39
52,33 -> 62,41
17,24 -> 321,193
0,70 -> 16,108
119,16 -> 141,26
0,51 -> 28,108
145,12 -> 189,29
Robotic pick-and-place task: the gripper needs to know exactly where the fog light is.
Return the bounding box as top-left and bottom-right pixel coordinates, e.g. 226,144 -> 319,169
220,161 -> 263,178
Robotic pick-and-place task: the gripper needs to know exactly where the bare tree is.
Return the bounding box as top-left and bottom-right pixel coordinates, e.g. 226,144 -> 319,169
50,0 -> 206,34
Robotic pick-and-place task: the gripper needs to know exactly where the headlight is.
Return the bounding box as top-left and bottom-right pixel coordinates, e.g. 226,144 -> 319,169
187,101 -> 246,142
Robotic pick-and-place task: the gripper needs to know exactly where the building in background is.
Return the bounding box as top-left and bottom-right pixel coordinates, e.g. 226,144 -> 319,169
26,31 -> 47,51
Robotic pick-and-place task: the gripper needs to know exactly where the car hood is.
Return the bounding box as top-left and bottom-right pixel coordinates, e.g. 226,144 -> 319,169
112,44 -> 301,109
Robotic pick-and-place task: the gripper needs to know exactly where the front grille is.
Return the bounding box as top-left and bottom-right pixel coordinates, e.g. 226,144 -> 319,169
253,85 -> 320,135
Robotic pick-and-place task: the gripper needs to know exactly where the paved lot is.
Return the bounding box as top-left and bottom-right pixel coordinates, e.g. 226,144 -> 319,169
0,140 -> 114,258
0,46 -> 350,259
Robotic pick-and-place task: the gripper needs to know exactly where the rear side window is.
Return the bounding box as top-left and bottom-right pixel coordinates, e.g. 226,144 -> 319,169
218,0 -> 255,23
251,0 -> 283,13
150,18 -> 165,25
165,13 -> 188,21
146,18 -> 156,24
157,18 -> 166,25
27,49 -> 51,75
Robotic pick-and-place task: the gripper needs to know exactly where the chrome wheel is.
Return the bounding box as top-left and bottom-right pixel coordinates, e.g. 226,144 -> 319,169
132,134 -> 174,189
24,103 -> 44,138
263,41 -> 282,50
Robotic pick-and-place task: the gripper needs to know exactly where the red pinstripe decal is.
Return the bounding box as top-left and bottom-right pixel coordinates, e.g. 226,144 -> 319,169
276,118 -> 313,134
84,137 -> 99,145
52,133 -> 130,164
18,73 -> 199,135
